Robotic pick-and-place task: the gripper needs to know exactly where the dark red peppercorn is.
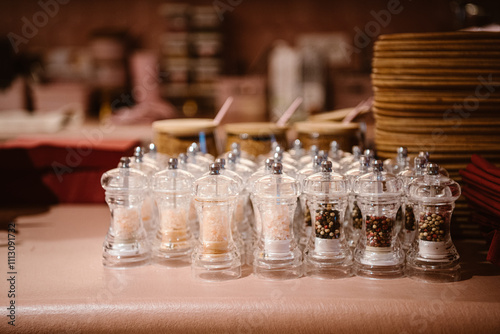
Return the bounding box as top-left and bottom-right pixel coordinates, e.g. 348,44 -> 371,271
365,215 -> 393,247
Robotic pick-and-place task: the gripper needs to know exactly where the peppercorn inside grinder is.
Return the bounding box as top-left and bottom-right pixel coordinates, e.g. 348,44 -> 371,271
352,160 -> 405,279
252,162 -> 302,280
303,161 -> 352,279
344,155 -> 371,248
151,158 -> 195,267
398,156 -> 427,250
297,152 -> 327,250
191,163 -> 241,281
101,158 -> 151,268
406,163 -> 461,282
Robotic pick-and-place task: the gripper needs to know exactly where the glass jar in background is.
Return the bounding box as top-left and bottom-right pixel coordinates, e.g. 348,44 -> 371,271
224,122 -> 288,159
153,118 -> 218,157
294,121 -> 359,153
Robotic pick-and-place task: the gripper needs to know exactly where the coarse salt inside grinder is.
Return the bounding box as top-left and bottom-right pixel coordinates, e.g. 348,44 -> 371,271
151,158 -> 195,267
252,162 -> 302,280
101,157 -> 150,268
191,163 -> 241,281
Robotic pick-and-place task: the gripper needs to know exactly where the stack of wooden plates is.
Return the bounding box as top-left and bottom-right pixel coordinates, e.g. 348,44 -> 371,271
372,31 -> 500,238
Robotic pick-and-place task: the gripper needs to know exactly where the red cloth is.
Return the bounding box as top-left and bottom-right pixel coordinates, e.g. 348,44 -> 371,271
462,185 -> 500,214
459,175 -> 499,199
471,154 -> 500,178
487,230 -> 500,266
460,155 -> 500,266
464,197 -> 500,228
459,169 -> 500,194
466,163 -> 500,186
42,169 -> 107,203
471,211 -> 500,231
0,137 -> 140,170
0,137 -> 140,204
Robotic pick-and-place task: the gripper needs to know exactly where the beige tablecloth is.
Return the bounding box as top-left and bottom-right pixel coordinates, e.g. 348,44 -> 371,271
1,205 -> 500,333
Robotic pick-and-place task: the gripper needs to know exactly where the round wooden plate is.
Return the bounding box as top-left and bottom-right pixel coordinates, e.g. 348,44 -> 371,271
378,148 -> 500,159
373,101 -> 500,111
376,124 -> 500,134
375,118 -> 500,131
372,67 -> 500,76
373,58 -> 500,69
374,93 -> 500,106
377,31 -> 500,41
376,130 -> 500,142
374,50 -> 500,58
374,93 -> 500,104
373,86 -> 500,97
372,73 -> 500,82
374,41 -> 500,52
373,31 -> 500,170
376,148 -> 500,159
375,129 -> 500,144
376,144 -> 500,154
375,142 -> 500,153
377,149 -> 500,162
374,114 -> 500,126
373,108 -> 497,118
372,78 -> 500,89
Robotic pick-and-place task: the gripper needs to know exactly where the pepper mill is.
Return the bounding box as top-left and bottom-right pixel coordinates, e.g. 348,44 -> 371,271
252,162 -> 302,280
352,160 -> 405,279
407,163 -> 461,282
101,157 -> 150,267
191,163 -> 241,281
303,161 -> 352,278
297,153 -> 326,250
398,156 -> 426,250
344,155 -> 371,248
129,146 -> 160,241
247,158 -> 275,263
151,158 -> 195,266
